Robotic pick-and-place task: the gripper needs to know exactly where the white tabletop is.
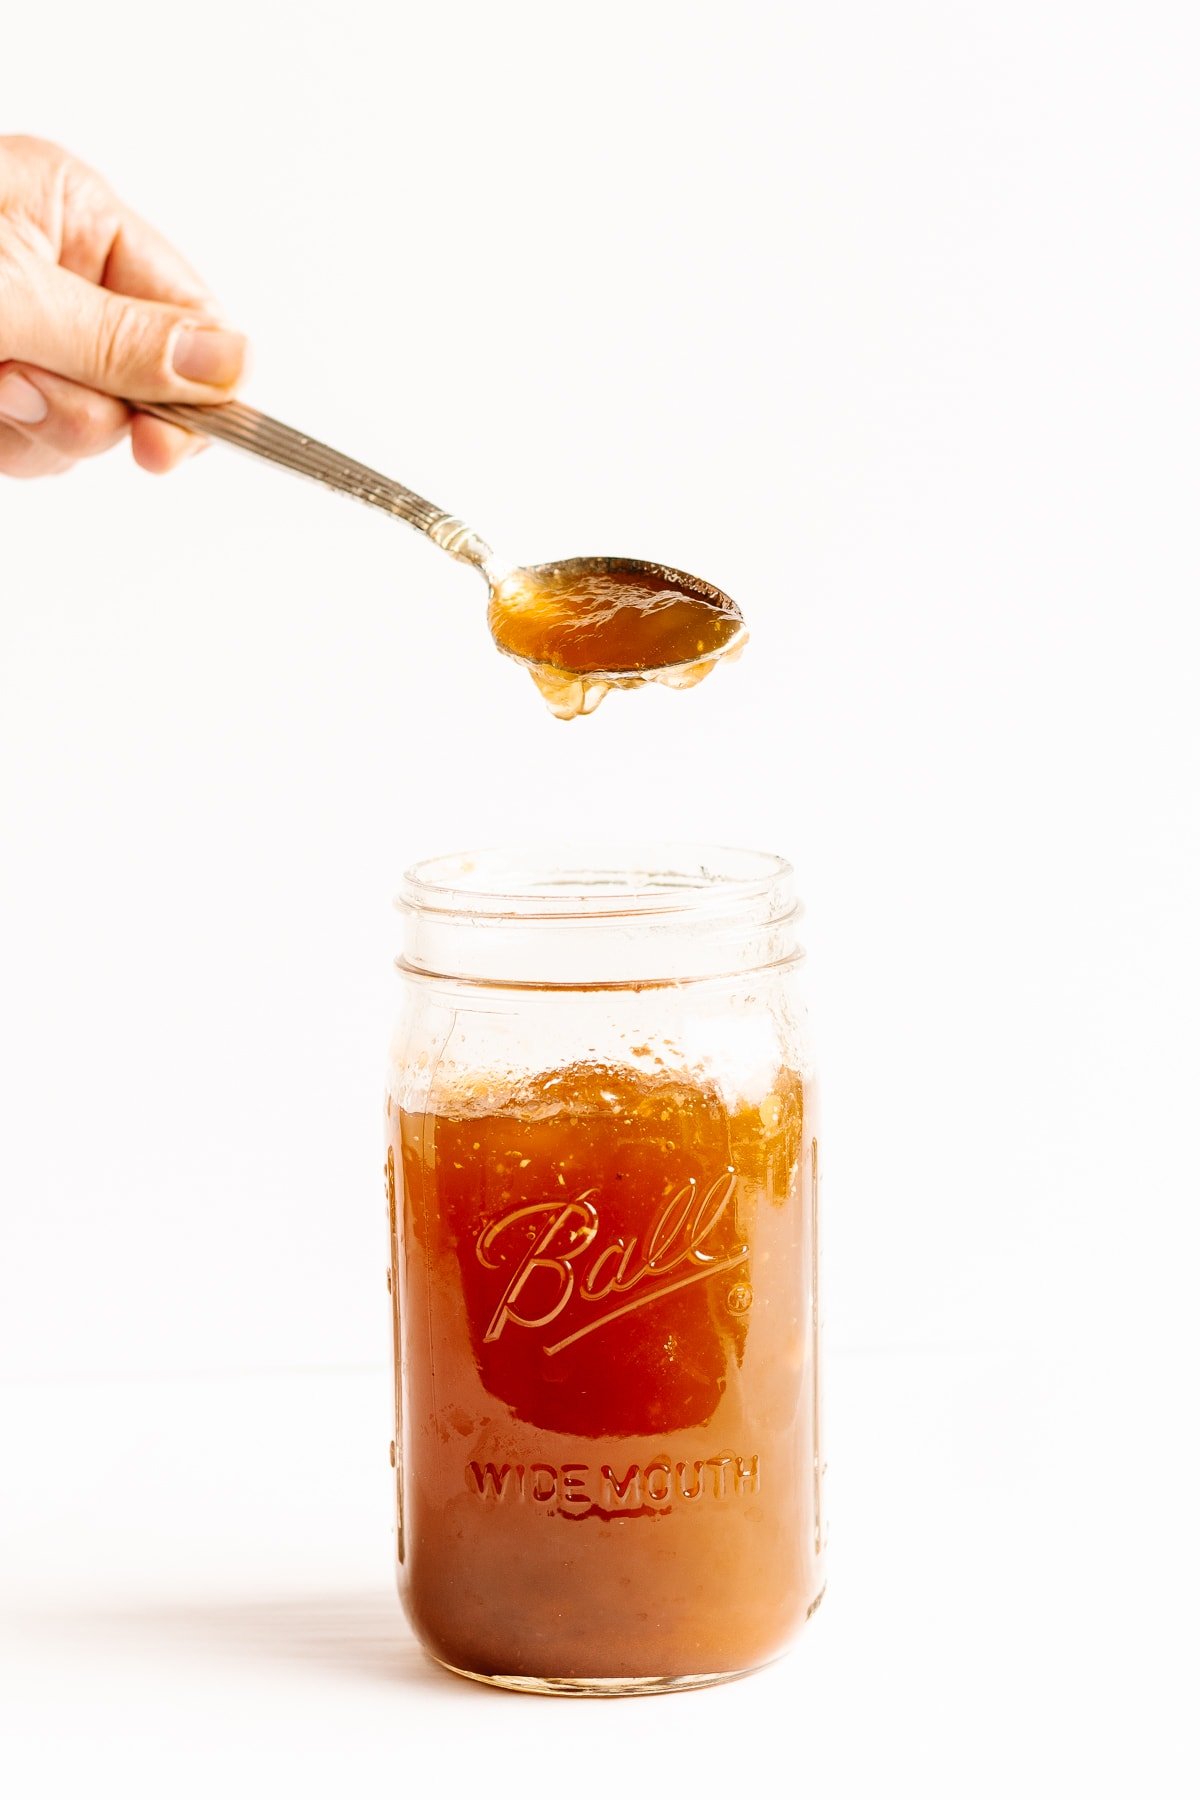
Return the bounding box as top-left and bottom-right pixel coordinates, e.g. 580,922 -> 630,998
1,1349 -> 1182,1797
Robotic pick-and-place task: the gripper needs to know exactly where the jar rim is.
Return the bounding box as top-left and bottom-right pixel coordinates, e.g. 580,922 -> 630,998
397,844 -> 797,924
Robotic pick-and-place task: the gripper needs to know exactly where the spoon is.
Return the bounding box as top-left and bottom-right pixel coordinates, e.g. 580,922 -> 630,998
140,400 -> 746,718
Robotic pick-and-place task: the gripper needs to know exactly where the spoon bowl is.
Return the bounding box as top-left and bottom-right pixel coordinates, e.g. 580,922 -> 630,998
487,554 -> 746,718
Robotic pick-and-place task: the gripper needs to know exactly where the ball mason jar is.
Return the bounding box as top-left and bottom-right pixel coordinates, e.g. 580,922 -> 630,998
384,847 -> 824,1695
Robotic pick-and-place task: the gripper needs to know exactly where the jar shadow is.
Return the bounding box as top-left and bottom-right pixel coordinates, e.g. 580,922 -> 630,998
56,1588 -> 455,1693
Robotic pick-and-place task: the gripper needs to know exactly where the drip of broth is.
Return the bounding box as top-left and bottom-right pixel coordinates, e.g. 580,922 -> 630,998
488,557 -> 747,719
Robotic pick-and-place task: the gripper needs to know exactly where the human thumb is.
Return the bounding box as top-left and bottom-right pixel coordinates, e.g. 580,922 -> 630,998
4,257 -> 248,402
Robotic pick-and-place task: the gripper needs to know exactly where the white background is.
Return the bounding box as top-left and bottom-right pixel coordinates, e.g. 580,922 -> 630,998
1,2 -> 1197,1793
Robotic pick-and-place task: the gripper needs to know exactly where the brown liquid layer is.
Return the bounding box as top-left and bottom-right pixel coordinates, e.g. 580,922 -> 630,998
387,1058 -> 821,1682
488,558 -> 746,719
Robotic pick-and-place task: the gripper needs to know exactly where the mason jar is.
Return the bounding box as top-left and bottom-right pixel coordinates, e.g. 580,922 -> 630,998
384,846 -> 824,1695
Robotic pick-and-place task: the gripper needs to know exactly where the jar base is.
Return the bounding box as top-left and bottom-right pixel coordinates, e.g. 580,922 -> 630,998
433,1659 -> 767,1698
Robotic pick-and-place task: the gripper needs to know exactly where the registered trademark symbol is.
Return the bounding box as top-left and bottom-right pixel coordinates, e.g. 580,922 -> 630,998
726,1282 -> 753,1314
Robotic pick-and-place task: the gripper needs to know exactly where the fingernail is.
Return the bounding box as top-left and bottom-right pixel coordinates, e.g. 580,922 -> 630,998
0,372 -> 49,425
172,326 -> 247,387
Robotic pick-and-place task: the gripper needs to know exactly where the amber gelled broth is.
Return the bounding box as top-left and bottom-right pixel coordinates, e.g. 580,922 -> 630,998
388,1057 -> 821,1682
488,557 -> 746,719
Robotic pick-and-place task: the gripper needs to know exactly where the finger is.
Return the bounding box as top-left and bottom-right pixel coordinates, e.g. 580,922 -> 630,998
52,149 -> 219,311
0,362 -> 128,462
2,249 -> 248,403
130,413 -> 208,475
0,418 -> 74,479
0,360 -> 203,479
102,213 -> 219,313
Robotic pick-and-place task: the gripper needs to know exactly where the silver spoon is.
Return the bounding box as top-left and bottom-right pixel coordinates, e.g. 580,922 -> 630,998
140,399 -> 746,718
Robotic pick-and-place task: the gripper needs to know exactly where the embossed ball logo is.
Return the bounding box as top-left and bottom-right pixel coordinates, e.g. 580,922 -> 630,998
474,1170 -> 749,1356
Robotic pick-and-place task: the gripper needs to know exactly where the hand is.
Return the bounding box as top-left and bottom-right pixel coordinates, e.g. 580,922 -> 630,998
0,136 -> 248,478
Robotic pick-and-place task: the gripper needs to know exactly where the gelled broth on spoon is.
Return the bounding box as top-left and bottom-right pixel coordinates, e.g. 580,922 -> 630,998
488,556 -> 747,720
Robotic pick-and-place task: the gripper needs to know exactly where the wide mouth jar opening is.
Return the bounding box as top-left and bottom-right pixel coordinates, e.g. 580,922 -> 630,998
396,845 -> 803,989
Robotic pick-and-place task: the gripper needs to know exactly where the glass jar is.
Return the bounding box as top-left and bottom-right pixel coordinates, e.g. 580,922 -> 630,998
384,846 -> 824,1696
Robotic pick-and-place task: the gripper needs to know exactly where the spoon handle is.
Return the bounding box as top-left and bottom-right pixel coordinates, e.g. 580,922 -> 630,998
138,399 -> 493,569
